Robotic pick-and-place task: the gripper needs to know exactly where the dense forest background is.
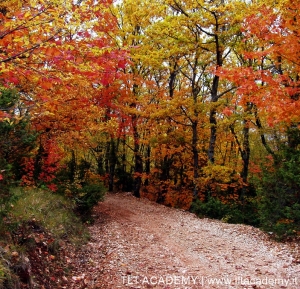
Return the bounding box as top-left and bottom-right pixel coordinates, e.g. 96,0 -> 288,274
0,0 -> 299,239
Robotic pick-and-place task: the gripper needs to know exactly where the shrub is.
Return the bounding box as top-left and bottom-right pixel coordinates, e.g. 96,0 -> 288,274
190,196 -> 229,220
74,182 -> 106,216
0,88 -> 37,184
257,148 -> 300,239
190,194 -> 259,226
56,169 -> 106,220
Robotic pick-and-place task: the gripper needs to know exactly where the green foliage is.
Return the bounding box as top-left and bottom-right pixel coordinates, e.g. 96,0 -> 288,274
78,159 -> 92,180
190,194 -> 259,226
257,147 -> 300,239
0,89 -> 38,231
0,88 -> 18,109
191,196 -> 228,220
0,88 -> 37,183
74,182 -> 106,216
239,196 -> 260,226
0,118 -> 37,180
56,165 -> 106,220
55,152 -> 107,219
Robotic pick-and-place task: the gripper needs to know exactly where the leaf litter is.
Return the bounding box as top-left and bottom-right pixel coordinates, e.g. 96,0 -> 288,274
68,192 -> 300,289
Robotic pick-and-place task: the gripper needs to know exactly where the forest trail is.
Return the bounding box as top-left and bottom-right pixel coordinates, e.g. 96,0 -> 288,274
69,193 -> 300,289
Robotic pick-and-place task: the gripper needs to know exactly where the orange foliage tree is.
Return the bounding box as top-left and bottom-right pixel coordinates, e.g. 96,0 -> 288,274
0,0 -> 128,188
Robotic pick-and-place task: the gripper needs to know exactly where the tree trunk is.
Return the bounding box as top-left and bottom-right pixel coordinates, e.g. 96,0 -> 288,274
241,118 -> 250,184
157,155 -> 172,204
192,120 -> 199,198
108,138 -> 118,192
144,144 -> 151,186
208,107 -> 217,163
132,111 -> 143,198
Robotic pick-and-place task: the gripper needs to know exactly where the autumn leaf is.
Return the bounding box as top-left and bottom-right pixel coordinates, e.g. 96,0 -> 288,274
222,107 -> 233,117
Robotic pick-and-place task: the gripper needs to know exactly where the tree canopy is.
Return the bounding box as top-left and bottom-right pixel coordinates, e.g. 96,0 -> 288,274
1,0 -> 299,238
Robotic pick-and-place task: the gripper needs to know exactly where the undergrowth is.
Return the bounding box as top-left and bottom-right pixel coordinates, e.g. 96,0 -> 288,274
9,187 -> 89,243
190,195 -> 260,227
0,187 -> 91,288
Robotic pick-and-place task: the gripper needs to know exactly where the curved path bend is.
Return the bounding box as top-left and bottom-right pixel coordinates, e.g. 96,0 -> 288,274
69,193 -> 300,289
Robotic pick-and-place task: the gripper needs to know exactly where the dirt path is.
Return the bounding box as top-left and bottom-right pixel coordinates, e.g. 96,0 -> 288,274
69,193 -> 300,289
